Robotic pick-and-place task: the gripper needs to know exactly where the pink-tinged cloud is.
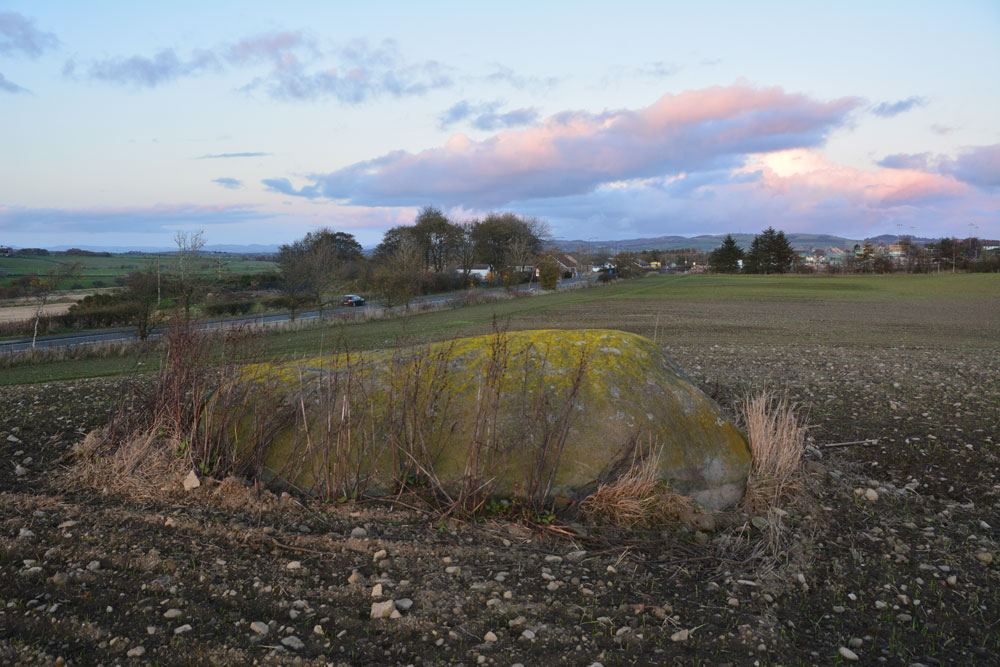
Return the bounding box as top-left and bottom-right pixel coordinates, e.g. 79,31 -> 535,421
749,150 -> 968,207
944,144 -> 1000,191
278,84 -> 860,208
877,144 -> 1000,192
511,149 -> 1000,240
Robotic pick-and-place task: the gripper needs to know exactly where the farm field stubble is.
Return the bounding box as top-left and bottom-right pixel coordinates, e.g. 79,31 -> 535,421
1,272 -> 998,664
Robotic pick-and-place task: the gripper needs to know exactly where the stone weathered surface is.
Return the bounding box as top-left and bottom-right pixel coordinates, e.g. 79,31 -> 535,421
226,329 -> 750,508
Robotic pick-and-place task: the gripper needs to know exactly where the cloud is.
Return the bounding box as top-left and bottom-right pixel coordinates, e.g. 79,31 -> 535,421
482,64 -> 560,90
197,152 -> 271,159
943,144 -> 1000,191
0,12 -> 59,58
872,96 -> 927,118
224,30 -> 315,65
876,153 -> 931,170
69,32 -> 450,102
76,48 -> 219,87
0,71 -> 28,94
262,178 -> 322,199
512,150 -> 996,240
0,203 -> 271,234
438,100 -> 538,130
877,144 -> 1000,191
472,107 -> 539,131
636,61 -> 680,78
270,84 -> 861,208
930,123 -> 953,135
245,39 -> 452,102
212,177 -> 243,189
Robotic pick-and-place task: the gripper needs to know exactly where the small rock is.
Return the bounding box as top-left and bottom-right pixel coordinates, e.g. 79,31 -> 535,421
750,516 -> 769,531
351,527 -> 367,539
87,560 -> 101,571
347,570 -> 363,585
286,560 -> 302,570
445,566 -> 461,575
373,549 -> 387,562
544,555 -> 563,564
281,635 -> 304,650
126,646 -> 146,658
371,583 -> 383,598
7,434 -> 21,443
371,600 -> 395,619
521,629 -> 535,640
864,488 -> 879,502
832,605 -> 845,614
975,552 -> 993,564
313,624 -> 324,636
484,631 -> 498,642
18,528 -> 35,539
163,609 -> 183,619
14,465 -> 28,477
849,637 -> 863,649
727,598 -> 739,607
671,629 -> 689,642
838,646 -> 859,661
182,470 -> 201,491
946,575 -> 958,585
173,624 -> 192,635
250,621 -> 269,636
394,598 -> 413,611
565,550 -> 587,563
57,520 -> 77,529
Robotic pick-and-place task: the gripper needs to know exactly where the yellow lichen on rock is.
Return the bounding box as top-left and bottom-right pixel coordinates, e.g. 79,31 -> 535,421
230,329 -> 750,509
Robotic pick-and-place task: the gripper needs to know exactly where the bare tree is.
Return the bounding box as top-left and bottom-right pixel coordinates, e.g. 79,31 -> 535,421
174,230 -> 206,320
374,234 -> 423,308
28,261 -> 82,348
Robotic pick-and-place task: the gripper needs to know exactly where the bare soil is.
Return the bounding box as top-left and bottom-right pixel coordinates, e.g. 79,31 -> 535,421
2,287 -> 999,666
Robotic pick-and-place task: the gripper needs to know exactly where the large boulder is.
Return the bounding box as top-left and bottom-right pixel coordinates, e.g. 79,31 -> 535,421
223,329 -> 750,509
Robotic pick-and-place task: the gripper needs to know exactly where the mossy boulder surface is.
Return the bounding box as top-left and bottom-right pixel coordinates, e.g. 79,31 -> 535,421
233,329 -> 750,509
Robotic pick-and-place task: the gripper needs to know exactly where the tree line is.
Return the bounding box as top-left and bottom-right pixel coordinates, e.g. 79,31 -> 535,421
276,207 -> 551,315
708,228 -> 999,274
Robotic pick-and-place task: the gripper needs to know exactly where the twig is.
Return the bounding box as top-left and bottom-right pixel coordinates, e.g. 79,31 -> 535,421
821,439 -> 878,449
266,537 -> 336,557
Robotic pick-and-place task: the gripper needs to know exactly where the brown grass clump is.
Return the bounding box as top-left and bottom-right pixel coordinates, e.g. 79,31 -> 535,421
69,424 -> 190,500
580,445 -> 691,528
740,390 -> 807,513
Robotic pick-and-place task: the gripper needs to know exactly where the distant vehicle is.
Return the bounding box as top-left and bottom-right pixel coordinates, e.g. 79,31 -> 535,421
341,295 -> 365,307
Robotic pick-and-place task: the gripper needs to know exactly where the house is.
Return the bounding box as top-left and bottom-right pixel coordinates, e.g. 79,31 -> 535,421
825,247 -> 847,265
468,264 -> 491,280
540,252 -> 588,277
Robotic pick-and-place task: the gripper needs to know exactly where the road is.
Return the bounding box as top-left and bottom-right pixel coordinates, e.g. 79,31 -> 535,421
0,277 -> 593,355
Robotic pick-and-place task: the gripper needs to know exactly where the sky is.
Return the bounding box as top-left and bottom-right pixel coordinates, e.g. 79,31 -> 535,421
1,0 -> 998,249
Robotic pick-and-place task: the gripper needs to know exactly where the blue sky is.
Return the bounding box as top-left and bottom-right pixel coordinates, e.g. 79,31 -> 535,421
2,0 -> 998,248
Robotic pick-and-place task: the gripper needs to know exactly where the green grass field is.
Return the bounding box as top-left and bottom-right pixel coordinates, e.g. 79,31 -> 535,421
3,272 -> 997,386
0,253 -> 278,290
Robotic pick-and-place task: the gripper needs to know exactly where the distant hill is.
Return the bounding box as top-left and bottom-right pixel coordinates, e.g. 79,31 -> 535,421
42,244 -> 280,255
552,233 -> 941,253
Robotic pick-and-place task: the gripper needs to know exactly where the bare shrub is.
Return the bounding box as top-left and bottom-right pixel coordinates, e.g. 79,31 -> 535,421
69,318 -> 293,497
579,440 -> 691,528
740,390 -> 807,513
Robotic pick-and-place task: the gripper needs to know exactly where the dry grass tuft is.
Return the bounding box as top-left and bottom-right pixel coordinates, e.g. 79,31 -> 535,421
580,444 -> 691,528
68,423 -> 191,500
740,390 -> 807,513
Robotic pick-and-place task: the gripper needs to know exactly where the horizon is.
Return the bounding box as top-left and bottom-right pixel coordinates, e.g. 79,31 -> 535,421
2,1 -> 999,248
